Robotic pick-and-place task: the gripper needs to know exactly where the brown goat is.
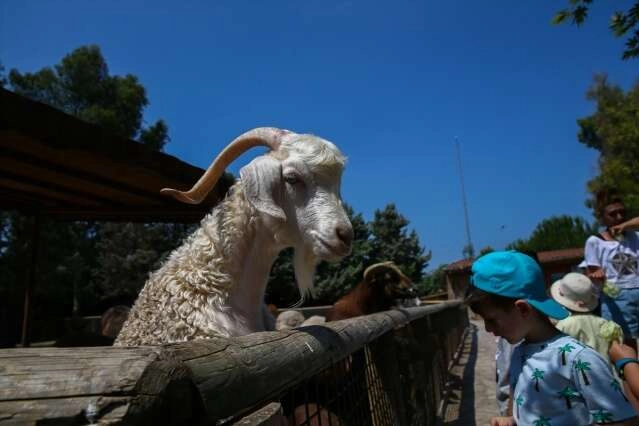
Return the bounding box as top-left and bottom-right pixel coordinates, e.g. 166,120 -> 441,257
287,262 -> 414,425
325,261 -> 415,322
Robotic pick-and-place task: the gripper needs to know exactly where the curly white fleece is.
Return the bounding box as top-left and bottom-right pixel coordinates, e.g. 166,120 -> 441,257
114,181 -> 263,345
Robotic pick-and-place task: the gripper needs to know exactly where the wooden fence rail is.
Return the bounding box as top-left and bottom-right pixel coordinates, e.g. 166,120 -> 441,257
0,301 -> 467,425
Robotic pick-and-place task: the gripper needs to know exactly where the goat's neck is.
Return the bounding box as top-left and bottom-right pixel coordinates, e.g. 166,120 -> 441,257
351,283 -> 392,315
226,223 -> 281,323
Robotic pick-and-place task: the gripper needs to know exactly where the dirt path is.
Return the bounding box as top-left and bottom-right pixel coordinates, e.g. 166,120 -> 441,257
442,319 -> 499,426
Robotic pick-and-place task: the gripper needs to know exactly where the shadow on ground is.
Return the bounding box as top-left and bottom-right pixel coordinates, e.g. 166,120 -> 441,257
443,323 -> 478,426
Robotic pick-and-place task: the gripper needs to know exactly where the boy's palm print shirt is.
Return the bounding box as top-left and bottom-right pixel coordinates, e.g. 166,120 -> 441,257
509,334 -> 635,425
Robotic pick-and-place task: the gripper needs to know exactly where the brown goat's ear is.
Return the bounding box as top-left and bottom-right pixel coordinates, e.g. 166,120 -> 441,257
240,156 -> 286,220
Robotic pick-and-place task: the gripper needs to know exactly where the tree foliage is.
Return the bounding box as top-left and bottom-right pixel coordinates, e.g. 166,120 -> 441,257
1,46 -> 176,345
462,243 -> 475,260
416,264 -> 447,296
89,223 -> 193,304
8,45 -> 168,149
507,215 -> 596,253
0,214 -> 99,344
0,62 -> 6,87
576,75 -> 639,216
553,1 -> 639,59
368,204 -> 431,283
478,246 -> 495,257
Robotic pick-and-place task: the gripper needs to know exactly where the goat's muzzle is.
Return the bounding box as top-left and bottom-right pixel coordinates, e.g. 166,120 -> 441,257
311,229 -> 352,260
336,224 -> 354,253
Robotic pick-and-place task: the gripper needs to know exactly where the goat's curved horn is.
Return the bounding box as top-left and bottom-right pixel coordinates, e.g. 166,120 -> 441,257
161,127 -> 292,204
363,261 -> 410,283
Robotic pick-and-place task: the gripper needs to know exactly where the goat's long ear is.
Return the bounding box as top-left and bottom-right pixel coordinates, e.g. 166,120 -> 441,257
240,156 -> 286,220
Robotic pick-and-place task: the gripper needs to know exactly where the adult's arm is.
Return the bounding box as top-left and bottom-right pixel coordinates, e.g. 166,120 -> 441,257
610,341 -> 639,408
611,217 -> 639,236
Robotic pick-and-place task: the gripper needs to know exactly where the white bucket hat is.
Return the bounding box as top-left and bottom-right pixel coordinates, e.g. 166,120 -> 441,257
550,272 -> 598,313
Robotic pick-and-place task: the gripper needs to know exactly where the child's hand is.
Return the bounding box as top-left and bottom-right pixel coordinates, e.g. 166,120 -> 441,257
609,341 -> 638,363
490,416 -> 516,426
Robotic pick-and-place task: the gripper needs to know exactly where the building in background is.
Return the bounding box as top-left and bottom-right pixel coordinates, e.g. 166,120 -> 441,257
444,247 -> 584,299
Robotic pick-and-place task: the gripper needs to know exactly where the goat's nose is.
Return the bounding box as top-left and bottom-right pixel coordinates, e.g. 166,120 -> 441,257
336,224 -> 354,248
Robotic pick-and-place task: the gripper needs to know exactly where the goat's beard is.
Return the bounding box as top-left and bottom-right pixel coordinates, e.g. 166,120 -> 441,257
292,244 -> 319,307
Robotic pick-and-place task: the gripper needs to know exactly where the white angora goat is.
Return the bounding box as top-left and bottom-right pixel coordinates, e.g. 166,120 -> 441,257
114,127 -> 353,345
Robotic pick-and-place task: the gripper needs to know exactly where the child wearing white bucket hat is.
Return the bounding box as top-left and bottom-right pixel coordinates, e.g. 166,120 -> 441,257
551,272 -> 624,365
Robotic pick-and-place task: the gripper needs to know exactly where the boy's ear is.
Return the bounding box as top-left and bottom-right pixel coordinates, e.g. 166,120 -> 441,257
514,299 -> 534,316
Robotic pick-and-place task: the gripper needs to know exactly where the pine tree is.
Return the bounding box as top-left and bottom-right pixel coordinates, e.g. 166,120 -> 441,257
576,75 -> 639,217
1,46 -> 175,344
368,204 -> 431,283
507,215 -> 596,252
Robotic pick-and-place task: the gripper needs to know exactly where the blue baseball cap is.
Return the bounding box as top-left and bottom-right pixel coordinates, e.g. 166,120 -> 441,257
471,251 -> 569,320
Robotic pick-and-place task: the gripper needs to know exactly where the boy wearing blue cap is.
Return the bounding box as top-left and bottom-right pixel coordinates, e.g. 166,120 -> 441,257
466,251 -> 638,426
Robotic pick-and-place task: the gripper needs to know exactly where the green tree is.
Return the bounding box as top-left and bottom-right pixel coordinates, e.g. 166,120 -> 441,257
478,246 -> 494,257
265,248 -> 297,308
368,204 -> 431,283
1,46 -> 175,345
553,1 -> 639,59
417,264 -> 447,296
0,61 -> 6,87
9,45 -> 168,149
507,215 -> 596,252
0,213 -> 99,344
462,243 -> 475,260
89,223 -> 193,304
576,75 -> 639,217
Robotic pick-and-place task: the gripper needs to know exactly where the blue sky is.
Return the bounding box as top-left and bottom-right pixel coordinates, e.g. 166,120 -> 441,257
1,0 -> 637,269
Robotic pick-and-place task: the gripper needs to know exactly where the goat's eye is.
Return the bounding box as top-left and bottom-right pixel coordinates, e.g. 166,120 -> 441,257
284,174 -> 300,185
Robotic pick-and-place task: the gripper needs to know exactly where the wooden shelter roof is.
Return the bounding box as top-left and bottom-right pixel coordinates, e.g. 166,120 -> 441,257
444,247 -> 585,275
0,88 -> 233,222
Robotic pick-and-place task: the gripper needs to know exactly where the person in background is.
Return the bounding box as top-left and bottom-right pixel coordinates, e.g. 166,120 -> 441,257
466,251 -> 637,426
550,272 -> 623,366
585,189 -> 639,350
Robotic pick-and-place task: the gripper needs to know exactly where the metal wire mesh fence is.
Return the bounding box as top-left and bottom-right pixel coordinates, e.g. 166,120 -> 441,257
226,303 -> 468,426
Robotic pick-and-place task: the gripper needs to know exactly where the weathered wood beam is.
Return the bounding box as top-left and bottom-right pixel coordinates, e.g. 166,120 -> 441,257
0,302 -> 463,425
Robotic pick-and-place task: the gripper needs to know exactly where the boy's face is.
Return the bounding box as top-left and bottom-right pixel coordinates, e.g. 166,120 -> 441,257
473,298 -> 529,344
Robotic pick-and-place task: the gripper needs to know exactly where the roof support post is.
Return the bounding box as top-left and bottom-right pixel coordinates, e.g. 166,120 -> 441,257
21,211 -> 42,347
